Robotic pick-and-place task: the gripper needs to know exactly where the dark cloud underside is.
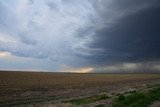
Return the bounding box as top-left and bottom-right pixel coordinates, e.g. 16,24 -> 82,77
89,5 -> 160,64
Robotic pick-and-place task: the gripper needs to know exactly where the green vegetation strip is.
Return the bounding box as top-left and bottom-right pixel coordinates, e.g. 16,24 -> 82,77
66,94 -> 109,105
113,87 -> 160,107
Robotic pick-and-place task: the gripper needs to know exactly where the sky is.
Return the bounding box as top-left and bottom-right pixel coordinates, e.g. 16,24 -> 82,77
0,0 -> 160,73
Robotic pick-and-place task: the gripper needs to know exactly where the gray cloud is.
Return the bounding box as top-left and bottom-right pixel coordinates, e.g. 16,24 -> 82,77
0,0 -> 160,71
0,0 -> 96,63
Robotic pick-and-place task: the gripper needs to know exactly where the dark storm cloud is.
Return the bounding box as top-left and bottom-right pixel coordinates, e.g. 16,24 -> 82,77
1,0 -> 160,72
86,1 -> 160,65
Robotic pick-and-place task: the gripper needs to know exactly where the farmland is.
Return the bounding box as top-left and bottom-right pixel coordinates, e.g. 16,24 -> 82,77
0,71 -> 160,107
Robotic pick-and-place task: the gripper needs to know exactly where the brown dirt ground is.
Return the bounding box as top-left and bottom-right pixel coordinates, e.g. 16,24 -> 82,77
0,71 -> 160,106
150,101 -> 160,107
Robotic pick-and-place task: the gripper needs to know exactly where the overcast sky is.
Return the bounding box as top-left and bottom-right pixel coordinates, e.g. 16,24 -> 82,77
0,0 -> 160,73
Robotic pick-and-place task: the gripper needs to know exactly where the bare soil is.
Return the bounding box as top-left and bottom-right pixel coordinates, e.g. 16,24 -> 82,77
150,101 -> 160,107
0,71 -> 160,107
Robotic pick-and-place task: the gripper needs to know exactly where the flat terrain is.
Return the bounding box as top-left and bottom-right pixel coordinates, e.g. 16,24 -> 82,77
0,71 -> 160,107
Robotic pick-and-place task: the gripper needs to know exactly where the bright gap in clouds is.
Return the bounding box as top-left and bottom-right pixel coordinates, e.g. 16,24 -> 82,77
59,64 -> 94,73
0,51 -> 11,58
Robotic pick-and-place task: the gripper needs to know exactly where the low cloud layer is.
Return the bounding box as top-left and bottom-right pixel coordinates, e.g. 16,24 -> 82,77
92,62 -> 160,73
